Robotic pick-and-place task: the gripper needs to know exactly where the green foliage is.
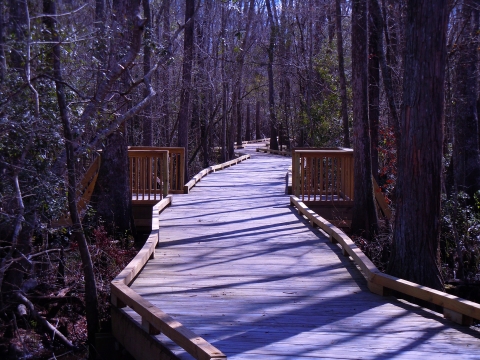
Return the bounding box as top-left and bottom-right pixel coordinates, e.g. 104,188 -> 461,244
298,41 -> 352,147
441,191 -> 480,282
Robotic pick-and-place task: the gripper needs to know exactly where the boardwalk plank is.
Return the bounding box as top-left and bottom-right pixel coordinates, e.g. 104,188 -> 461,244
130,144 -> 480,359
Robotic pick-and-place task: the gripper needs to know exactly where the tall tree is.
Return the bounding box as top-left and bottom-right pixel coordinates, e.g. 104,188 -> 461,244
90,0 -> 143,236
452,0 -> 480,199
245,102 -> 251,141
265,0 -> 279,150
220,2 -> 228,162
336,0 -> 350,148
388,0 -> 449,291
43,0 -> 99,353
160,0 -> 172,146
368,0 -> 380,181
142,0 -> 153,146
177,0 -> 195,181
371,0 -> 400,138
255,100 -> 262,140
0,0 -> 6,81
233,0 -> 255,150
350,0 -> 379,240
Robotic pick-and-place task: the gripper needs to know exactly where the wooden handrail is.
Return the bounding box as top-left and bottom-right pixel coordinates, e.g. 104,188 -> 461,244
292,148 -> 354,203
129,147 -> 185,194
111,154 -> 253,359
128,150 -> 169,204
111,196 -> 226,359
290,195 -> 480,326
256,147 -> 291,156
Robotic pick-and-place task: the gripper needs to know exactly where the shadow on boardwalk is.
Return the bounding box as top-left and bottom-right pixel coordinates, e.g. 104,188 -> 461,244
130,145 -> 480,359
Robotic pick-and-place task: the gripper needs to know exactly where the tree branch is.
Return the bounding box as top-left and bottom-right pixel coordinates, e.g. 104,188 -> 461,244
14,292 -> 75,349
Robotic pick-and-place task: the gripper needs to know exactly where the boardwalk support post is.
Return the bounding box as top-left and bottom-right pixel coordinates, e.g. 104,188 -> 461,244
443,308 -> 473,326
367,281 -> 390,296
142,317 -> 161,335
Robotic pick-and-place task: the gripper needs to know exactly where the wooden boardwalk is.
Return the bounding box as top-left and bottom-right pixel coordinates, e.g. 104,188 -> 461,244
130,144 -> 480,359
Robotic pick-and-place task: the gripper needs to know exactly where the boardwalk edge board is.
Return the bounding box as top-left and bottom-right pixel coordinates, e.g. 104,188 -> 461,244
289,195 -> 480,326
256,147 -> 291,157
111,181 -> 231,358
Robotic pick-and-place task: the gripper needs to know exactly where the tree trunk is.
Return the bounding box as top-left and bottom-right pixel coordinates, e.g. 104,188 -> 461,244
452,0 -> 480,199
43,0 -> 99,353
368,0 -> 380,181
161,0 -> 171,146
350,0 -> 379,240
142,0 -> 153,146
236,100 -> 242,146
221,3 -> 228,162
8,0 -> 27,71
245,103 -> 251,142
91,0 -> 141,236
177,0 -> 195,181
255,100 -> 261,140
228,89 -> 236,159
371,0 -> 400,139
388,0 -> 448,291
335,0 -> 350,148
265,0 -> 279,150
0,0 -> 6,81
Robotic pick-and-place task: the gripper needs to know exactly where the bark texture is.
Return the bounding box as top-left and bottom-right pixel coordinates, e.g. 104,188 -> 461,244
350,0 -> 378,240
265,0 -> 279,150
368,0 -> 380,181
335,0 -> 350,148
388,0 -> 449,291
453,0 -> 480,199
90,0 -> 143,235
177,0 -> 195,181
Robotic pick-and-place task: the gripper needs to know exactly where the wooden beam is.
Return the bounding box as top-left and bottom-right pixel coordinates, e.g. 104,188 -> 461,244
290,195 -> 480,324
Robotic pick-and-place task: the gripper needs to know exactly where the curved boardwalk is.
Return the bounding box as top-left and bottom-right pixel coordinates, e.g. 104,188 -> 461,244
130,144 -> 480,359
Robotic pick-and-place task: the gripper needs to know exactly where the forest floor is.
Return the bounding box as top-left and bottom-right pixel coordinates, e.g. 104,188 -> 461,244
0,225 -> 138,360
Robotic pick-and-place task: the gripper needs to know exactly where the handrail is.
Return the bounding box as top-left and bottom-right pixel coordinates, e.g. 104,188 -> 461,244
111,196 -> 226,360
292,148 -> 354,203
243,138 -> 270,144
129,147 -> 185,194
290,195 -> 480,326
128,149 -> 169,204
111,154 -> 252,359
256,147 -> 291,156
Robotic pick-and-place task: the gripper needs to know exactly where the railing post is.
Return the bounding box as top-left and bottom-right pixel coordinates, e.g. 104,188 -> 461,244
163,151 -> 169,198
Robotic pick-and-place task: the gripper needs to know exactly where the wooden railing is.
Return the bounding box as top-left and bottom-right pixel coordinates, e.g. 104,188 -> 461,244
111,197 -> 227,360
128,150 -> 169,204
111,153 -> 252,359
77,155 -> 101,216
129,147 -> 185,194
256,147 -> 291,156
292,148 -> 354,203
290,195 -> 480,326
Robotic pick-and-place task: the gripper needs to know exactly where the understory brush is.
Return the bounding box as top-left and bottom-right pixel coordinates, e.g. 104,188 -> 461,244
0,224 -> 136,359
